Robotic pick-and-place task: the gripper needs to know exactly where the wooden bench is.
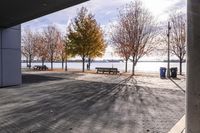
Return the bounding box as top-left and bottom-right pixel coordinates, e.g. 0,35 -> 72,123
95,67 -> 119,74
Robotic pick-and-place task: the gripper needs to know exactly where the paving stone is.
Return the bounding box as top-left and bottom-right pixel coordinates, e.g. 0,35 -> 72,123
0,72 -> 185,133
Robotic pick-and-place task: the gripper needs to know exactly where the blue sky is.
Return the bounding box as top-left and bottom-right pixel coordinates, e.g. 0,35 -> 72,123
22,0 -> 186,60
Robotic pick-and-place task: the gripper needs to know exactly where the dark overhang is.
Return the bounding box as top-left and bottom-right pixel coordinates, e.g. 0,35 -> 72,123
0,0 -> 88,28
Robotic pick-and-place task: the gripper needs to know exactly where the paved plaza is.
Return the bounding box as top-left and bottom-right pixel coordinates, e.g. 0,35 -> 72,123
0,72 -> 185,133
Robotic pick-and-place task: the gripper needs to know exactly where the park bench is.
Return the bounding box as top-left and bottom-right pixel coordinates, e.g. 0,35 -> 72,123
95,67 -> 119,74
33,65 -> 48,71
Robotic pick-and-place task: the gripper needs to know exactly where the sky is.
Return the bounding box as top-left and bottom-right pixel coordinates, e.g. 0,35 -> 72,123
22,0 -> 186,60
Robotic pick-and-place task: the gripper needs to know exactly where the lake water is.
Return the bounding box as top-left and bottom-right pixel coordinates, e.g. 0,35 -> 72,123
22,62 -> 186,73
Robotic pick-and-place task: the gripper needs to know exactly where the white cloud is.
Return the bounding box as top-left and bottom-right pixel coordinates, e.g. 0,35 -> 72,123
22,0 -> 186,30
22,0 -> 186,59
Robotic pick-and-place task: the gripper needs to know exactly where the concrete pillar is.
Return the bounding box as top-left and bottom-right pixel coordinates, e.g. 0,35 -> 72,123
186,0 -> 200,132
0,25 -> 21,87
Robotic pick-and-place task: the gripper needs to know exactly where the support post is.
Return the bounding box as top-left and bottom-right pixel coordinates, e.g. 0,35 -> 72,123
186,0 -> 200,132
0,25 -> 21,87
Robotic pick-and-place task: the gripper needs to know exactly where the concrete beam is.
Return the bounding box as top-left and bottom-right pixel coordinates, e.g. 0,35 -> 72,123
0,0 -> 88,28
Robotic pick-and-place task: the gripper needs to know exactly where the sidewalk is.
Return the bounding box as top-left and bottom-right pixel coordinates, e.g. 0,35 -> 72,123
169,115 -> 185,133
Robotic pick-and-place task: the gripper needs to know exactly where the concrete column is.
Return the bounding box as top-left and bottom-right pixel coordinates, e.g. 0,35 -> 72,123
0,25 -> 21,87
186,0 -> 200,132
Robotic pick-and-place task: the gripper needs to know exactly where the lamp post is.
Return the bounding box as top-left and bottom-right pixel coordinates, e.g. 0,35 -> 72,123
167,22 -> 171,78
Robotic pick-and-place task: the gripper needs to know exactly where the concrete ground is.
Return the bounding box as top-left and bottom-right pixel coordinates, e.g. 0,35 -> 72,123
0,71 -> 185,133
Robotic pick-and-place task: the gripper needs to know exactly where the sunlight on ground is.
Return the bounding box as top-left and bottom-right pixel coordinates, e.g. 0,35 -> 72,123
0,71 -> 185,133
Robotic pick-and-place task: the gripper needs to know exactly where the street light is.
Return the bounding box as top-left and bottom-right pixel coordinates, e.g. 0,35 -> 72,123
167,21 -> 171,78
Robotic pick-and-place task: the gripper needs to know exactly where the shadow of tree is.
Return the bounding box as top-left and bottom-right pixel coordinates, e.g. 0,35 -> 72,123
22,73 -> 84,84
22,74 -> 64,84
0,75 -> 185,133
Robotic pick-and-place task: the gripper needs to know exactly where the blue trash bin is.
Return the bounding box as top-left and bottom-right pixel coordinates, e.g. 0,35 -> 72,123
160,67 -> 166,78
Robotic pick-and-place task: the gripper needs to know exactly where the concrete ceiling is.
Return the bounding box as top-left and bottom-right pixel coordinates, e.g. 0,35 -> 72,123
0,0 -> 88,28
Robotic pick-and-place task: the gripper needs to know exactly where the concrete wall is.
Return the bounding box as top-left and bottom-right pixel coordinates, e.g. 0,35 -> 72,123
0,30 -> 2,87
0,25 -> 21,87
186,0 -> 200,132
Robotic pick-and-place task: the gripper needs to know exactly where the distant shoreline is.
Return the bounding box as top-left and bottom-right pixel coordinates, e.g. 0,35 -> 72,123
21,60 -> 186,63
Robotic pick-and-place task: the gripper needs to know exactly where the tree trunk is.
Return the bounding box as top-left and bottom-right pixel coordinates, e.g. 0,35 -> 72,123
88,58 -> 91,70
179,58 -> 182,75
26,57 -> 28,66
125,59 -> 128,73
62,58 -> 64,70
65,61 -> 68,71
65,56 -> 68,71
132,59 -> 135,75
42,59 -> 44,66
132,64 -> 135,75
51,54 -> 53,70
82,57 -> 85,72
29,55 -> 32,69
51,61 -> 53,70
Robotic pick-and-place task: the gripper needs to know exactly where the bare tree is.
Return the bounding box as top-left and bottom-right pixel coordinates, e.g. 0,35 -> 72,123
43,26 -> 60,70
111,24 -> 131,72
21,46 -> 29,66
113,0 -> 156,75
56,35 -> 66,69
170,12 -> 186,75
34,33 -> 48,66
22,29 -> 37,68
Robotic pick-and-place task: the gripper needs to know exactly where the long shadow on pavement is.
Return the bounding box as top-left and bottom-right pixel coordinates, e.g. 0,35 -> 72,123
0,75 -> 185,133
